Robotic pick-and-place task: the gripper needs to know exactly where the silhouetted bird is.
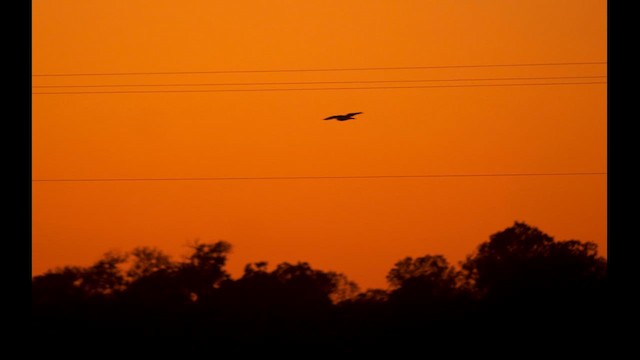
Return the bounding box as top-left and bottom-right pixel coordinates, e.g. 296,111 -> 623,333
324,112 -> 363,121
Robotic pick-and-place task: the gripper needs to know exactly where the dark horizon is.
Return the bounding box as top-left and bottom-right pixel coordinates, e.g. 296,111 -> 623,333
33,221 -> 607,352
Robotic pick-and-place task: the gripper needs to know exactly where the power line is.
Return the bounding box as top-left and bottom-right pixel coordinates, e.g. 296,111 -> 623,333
32,75 -> 607,89
32,61 -> 607,77
32,81 -> 607,95
33,172 -> 607,183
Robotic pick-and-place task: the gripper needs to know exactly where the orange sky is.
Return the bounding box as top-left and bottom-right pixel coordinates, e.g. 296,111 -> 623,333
32,0 -> 607,289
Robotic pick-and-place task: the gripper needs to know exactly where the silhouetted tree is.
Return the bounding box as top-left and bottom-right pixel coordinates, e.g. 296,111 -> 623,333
269,262 -> 357,308
226,261 -> 354,308
121,266 -> 186,308
460,221 -> 608,339
126,246 -> 172,281
328,272 -> 360,303
462,221 -> 607,302
32,266 -> 86,306
388,255 -> 464,304
385,254 -> 470,332
177,240 -> 232,302
118,246 -> 186,311
80,251 -> 128,296
32,250 -> 129,304
388,255 -> 456,287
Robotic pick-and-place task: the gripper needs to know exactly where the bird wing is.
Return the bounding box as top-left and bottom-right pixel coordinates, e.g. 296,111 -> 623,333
324,115 -> 339,120
346,112 -> 362,117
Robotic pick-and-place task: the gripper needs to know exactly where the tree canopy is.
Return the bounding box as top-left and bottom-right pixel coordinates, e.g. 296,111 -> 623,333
32,222 -> 607,352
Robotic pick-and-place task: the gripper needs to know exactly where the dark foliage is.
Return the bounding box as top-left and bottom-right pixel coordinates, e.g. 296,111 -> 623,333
32,223 -> 608,353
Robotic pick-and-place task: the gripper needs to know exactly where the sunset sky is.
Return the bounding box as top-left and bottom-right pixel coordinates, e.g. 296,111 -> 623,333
32,0 -> 606,289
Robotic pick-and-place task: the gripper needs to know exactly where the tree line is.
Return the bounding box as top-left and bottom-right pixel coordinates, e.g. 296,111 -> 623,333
32,222 -> 607,352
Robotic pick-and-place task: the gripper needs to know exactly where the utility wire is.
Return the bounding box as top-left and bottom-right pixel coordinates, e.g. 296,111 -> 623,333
32,75 -> 607,89
33,172 -> 607,183
32,61 -> 607,77
33,81 -> 607,95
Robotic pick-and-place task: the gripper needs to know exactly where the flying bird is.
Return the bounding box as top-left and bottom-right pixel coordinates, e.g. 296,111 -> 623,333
324,112 -> 363,121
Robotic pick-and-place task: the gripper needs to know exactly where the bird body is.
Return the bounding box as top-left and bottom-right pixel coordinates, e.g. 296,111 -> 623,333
324,112 -> 362,121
